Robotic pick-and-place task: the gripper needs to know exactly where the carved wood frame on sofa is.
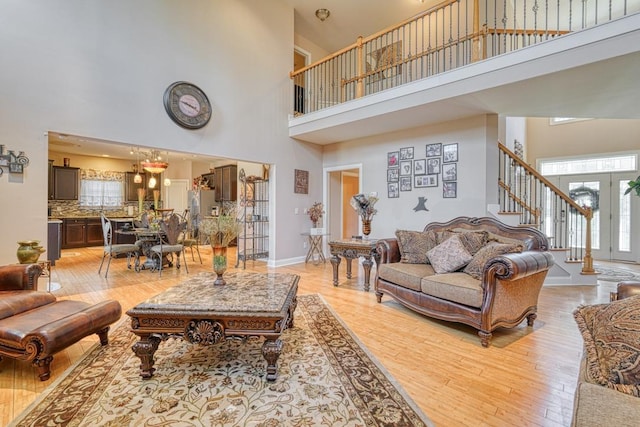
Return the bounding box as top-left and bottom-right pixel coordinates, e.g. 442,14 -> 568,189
374,216 -> 554,347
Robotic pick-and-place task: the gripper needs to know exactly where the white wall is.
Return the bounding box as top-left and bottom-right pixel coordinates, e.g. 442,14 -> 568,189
322,115 -> 499,238
0,0 -> 322,264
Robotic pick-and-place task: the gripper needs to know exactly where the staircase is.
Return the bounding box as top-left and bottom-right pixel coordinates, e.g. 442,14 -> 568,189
494,143 -> 597,286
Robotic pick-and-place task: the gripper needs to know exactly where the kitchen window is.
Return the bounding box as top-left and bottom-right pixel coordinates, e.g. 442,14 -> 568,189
79,170 -> 125,208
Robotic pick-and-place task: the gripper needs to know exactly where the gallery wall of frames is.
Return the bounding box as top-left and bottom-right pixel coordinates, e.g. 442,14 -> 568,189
386,143 -> 458,199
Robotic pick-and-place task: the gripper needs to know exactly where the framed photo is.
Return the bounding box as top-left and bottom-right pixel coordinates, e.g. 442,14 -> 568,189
388,182 -> 399,198
413,159 -> 426,175
443,181 -> 457,198
426,158 -> 441,175
294,169 -> 309,194
426,143 -> 442,157
399,160 -> 412,176
399,147 -> 414,160
387,168 -> 399,182
9,163 -> 23,174
443,143 -> 458,163
387,151 -> 399,168
400,176 -> 412,191
442,163 -> 457,181
414,174 -> 438,188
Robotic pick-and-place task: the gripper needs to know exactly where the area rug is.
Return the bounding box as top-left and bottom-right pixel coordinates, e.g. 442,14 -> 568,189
594,263 -> 640,282
10,294 -> 433,427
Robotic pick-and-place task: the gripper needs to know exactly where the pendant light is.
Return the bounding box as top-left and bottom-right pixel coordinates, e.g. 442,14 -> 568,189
148,174 -> 157,189
134,148 -> 142,183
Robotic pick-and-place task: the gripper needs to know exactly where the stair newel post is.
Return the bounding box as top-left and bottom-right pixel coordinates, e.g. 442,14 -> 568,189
582,207 -> 596,274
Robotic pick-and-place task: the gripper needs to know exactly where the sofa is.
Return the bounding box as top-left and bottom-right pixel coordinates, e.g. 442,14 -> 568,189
571,281 -> 640,426
374,216 -> 554,347
0,264 -> 122,380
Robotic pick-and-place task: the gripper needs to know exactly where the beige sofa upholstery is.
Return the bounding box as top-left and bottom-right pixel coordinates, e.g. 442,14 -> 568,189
571,281 -> 640,426
374,216 -> 554,347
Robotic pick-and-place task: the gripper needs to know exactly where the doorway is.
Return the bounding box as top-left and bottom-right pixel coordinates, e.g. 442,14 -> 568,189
324,165 -> 362,242
293,47 -> 309,115
556,172 -> 638,262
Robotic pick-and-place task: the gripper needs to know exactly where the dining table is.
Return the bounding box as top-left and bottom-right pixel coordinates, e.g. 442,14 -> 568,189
116,227 -> 168,271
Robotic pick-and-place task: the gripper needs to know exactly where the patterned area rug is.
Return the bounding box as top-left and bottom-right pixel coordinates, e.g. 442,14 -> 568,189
10,294 -> 433,427
594,263 -> 640,282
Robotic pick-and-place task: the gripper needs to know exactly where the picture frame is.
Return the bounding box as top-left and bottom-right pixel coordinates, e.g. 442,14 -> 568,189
294,169 -> 309,194
387,168 -> 399,182
442,163 -> 457,181
413,159 -> 426,175
387,151 -> 399,168
443,143 -> 458,163
399,160 -> 412,176
443,181 -> 457,198
426,143 -> 442,157
426,158 -> 441,175
414,174 -> 438,188
399,147 -> 414,160
400,176 -> 412,191
388,182 -> 399,198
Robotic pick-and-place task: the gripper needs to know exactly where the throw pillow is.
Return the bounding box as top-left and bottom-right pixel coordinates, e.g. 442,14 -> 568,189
463,242 -> 523,280
395,230 -> 438,264
426,234 -> 473,274
437,230 -> 489,255
573,296 -> 640,397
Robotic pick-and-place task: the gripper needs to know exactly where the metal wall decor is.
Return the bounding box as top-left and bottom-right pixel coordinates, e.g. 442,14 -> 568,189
0,145 -> 29,177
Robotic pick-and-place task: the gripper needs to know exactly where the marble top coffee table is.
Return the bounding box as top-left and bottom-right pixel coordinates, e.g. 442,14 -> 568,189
127,271 -> 299,381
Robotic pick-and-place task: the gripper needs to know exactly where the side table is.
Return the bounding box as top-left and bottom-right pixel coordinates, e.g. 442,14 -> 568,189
328,238 -> 377,291
301,233 -> 328,264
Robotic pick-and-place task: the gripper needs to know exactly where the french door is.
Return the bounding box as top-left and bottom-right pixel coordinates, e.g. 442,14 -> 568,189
557,173 -> 638,262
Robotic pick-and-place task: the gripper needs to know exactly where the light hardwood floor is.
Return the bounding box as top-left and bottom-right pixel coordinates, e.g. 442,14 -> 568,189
2,246 -> 637,426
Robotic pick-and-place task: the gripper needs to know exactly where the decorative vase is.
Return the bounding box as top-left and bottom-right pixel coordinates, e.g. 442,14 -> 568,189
16,240 -> 46,264
362,218 -> 372,236
137,188 -> 145,214
153,190 -> 160,210
212,245 -> 228,285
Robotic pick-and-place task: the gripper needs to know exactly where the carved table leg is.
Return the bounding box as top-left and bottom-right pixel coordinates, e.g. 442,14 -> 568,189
362,256 -> 373,292
345,257 -> 353,279
330,255 -> 341,286
286,296 -> 297,329
262,338 -> 283,381
132,335 -> 161,379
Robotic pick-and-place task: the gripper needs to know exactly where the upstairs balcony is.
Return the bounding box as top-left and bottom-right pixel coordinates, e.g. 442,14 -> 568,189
289,0 -> 640,144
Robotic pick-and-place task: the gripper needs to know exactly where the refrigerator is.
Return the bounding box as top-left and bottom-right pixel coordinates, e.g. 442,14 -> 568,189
187,190 -> 218,237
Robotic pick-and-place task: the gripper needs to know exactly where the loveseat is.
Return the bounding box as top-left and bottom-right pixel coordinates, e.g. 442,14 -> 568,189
571,281 -> 640,426
374,216 -> 554,346
0,264 -> 122,380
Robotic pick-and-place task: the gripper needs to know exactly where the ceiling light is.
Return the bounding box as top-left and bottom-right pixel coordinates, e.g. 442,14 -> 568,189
164,177 -> 171,187
148,176 -> 157,189
134,173 -> 142,184
139,149 -> 169,173
315,8 -> 330,22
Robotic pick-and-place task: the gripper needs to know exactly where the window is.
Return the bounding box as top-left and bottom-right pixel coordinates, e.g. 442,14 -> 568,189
79,170 -> 125,208
539,154 -> 637,176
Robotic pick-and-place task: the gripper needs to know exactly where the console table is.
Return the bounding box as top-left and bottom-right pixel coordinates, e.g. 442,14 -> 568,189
328,238 -> 377,291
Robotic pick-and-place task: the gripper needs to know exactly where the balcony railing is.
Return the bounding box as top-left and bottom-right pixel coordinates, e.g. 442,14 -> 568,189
291,0 -> 638,115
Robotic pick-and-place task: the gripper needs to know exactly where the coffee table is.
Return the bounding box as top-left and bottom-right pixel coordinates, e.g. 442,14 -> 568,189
127,271 -> 299,381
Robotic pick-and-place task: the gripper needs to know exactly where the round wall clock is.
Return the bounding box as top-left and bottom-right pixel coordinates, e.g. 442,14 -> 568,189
163,81 -> 212,129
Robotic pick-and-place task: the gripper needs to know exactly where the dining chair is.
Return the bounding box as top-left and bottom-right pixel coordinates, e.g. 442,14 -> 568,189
150,213 -> 189,276
179,209 -> 202,264
98,214 -> 140,278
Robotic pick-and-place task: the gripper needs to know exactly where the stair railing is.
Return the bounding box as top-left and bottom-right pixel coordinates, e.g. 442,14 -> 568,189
498,142 -> 595,275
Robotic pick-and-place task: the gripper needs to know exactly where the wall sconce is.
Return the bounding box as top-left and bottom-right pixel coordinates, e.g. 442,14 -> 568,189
315,8 -> 330,22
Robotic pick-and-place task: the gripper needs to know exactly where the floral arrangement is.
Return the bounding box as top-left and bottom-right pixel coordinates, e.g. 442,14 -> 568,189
350,193 -> 379,221
308,202 -> 324,226
199,204 -> 240,247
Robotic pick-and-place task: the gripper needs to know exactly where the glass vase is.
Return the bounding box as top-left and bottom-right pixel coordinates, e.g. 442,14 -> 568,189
212,245 -> 228,285
362,218 -> 372,236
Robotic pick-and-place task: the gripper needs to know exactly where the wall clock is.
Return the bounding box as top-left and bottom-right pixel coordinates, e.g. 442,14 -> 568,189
163,81 -> 212,129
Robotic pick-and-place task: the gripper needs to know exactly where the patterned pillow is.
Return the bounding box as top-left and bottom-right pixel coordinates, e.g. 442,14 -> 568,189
395,230 -> 438,264
463,242 -> 523,280
437,230 -> 489,255
426,234 -> 473,274
573,296 -> 640,397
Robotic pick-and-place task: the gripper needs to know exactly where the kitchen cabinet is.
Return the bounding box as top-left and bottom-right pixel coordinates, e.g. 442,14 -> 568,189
126,172 -> 161,201
62,218 -> 104,249
214,165 -> 237,202
51,166 -> 79,200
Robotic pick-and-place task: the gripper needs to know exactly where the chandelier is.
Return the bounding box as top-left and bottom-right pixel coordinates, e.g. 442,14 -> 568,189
138,149 -> 169,174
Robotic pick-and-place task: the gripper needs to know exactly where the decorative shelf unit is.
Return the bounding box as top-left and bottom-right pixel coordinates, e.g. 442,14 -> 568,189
236,169 -> 269,268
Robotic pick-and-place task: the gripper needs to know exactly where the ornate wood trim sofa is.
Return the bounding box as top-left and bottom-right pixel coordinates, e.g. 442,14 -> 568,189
374,216 -> 554,347
0,264 -> 122,380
